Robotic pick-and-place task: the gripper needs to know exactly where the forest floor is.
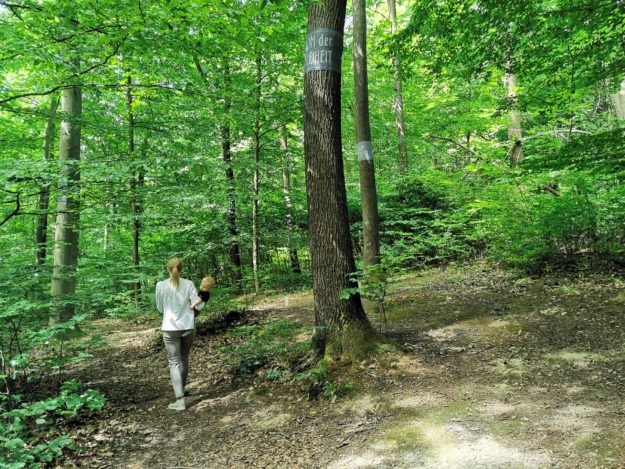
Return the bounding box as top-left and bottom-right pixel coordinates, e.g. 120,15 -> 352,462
49,264 -> 625,468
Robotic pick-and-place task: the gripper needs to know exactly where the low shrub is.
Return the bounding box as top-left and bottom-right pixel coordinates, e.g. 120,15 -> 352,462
0,380 -> 106,468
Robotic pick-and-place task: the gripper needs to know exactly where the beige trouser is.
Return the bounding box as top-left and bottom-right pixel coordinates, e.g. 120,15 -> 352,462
162,330 -> 195,398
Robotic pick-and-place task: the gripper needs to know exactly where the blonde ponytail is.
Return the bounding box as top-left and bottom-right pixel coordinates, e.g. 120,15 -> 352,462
166,257 -> 182,291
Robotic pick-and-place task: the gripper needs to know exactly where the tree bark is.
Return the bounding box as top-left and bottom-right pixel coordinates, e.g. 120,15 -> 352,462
610,80 -> 625,121
279,126 -> 301,275
505,71 -> 524,166
221,59 -> 243,291
353,0 -> 381,270
304,0 -> 377,361
386,0 -> 408,170
36,95 -> 59,266
51,78 -> 82,323
251,53 -> 262,294
127,74 -> 143,308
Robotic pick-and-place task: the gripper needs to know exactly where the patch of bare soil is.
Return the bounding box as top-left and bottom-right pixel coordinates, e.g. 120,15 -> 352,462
45,266 -> 624,468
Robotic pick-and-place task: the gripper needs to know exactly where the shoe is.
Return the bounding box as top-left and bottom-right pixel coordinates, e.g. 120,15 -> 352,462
168,399 -> 186,411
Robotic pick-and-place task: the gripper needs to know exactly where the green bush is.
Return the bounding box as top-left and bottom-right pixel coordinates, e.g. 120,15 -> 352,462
222,319 -> 311,375
481,173 -> 625,271
381,170 -> 482,267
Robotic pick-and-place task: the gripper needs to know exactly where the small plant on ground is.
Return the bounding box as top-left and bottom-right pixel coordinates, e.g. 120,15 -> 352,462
221,320 -> 352,400
222,319 -> 311,375
341,259 -> 400,335
0,379 -> 106,468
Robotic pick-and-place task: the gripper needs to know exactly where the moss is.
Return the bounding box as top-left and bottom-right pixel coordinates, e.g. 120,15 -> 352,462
385,299 -> 443,323
419,400 -> 469,425
502,321 -> 529,334
388,272 -> 428,288
542,351 -> 604,369
383,400 -> 469,454
324,320 -> 383,362
491,419 -> 523,436
573,432 -> 625,462
375,341 -> 404,354
385,424 -> 431,451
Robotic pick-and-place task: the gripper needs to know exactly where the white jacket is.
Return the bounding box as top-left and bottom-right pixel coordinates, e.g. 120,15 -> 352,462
155,277 -> 201,331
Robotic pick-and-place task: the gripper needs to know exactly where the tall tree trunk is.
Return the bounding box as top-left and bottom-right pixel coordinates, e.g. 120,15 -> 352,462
610,80 -> 625,121
127,74 -> 143,308
103,213 -> 109,253
353,0 -> 381,270
386,0 -> 408,170
251,54 -> 262,294
36,95 -> 59,266
304,0 -> 378,361
51,78 -> 82,323
195,55 -> 243,290
221,59 -> 243,291
279,126 -> 301,275
505,70 -> 524,166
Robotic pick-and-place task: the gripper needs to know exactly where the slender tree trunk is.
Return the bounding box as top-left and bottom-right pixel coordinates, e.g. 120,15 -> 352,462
386,0 -> 408,170
36,95 -> 59,266
505,70 -> 524,166
195,55 -> 243,290
221,59 -> 243,290
51,78 -> 82,323
610,80 -> 625,121
251,54 -> 262,294
304,0 -> 378,361
279,126 -> 301,274
103,214 -> 109,253
127,75 -> 143,308
353,0 -> 381,270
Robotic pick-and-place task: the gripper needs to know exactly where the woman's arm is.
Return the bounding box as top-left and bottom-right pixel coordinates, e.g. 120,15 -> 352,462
188,281 -> 204,312
155,283 -> 164,314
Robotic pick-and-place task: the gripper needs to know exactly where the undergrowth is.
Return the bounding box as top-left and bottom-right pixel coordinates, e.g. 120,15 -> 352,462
221,319 -> 353,399
0,379 -> 106,468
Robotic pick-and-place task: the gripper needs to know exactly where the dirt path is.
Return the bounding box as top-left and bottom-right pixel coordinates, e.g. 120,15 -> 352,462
56,266 -> 625,468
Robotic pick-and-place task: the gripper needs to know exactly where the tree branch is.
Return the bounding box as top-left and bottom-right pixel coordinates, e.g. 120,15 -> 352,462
193,55 -> 207,83
51,24 -> 121,44
423,134 -> 476,155
522,129 -> 592,142
0,193 -> 20,227
0,78 -> 201,107
0,1 -> 42,10
0,42 -> 123,105
0,84 -> 69,105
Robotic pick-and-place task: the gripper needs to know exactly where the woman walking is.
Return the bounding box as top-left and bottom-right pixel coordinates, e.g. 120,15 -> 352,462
155,257 -> 201,411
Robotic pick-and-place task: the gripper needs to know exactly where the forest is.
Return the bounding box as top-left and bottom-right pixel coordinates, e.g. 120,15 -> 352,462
1,0 -> 625,467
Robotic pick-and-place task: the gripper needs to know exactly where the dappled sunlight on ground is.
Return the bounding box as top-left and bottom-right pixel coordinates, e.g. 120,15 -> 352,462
53,266 -> 625,468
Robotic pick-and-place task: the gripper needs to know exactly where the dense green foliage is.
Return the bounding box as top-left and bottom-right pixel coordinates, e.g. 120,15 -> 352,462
1,0 -> 624,464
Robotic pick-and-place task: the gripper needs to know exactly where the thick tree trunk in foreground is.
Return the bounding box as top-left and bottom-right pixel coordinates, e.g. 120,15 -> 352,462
353,0 -> 381,270
51,81 -> 82,323
221,60 -> 243,291
36,95 -> 59,266
386,0 -> 408,170
304,0 -> 377,361
505,71 -> 524,166
279,126 -> 301,275
251,54 -> 262,294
